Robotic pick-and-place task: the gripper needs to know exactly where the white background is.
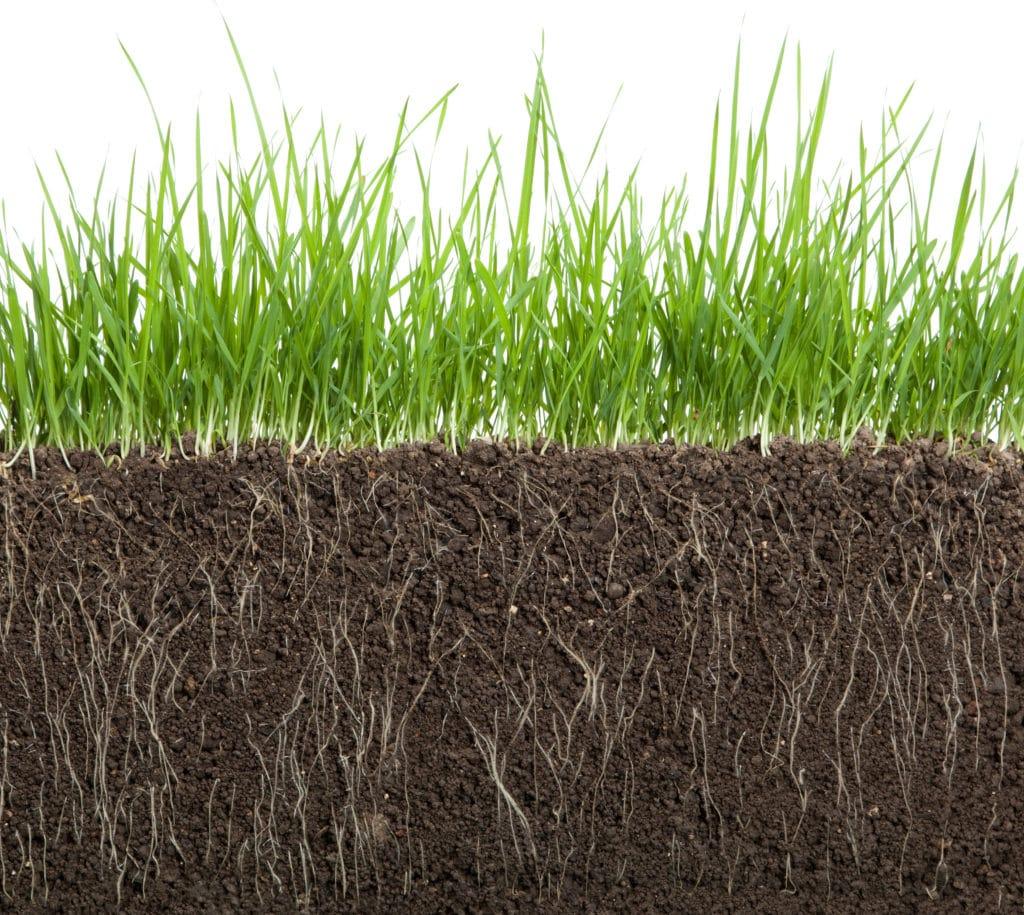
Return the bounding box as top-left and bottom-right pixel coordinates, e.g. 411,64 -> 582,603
1,0 -> 1022,245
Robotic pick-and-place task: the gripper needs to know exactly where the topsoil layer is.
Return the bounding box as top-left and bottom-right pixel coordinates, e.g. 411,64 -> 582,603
0,437 -> 1022,912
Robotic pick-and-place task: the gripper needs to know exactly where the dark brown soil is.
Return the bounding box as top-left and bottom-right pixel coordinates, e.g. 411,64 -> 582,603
1,437 -> 1022,912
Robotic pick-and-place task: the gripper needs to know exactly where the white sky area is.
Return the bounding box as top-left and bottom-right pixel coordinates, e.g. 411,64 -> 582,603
1,0 -> 1022,254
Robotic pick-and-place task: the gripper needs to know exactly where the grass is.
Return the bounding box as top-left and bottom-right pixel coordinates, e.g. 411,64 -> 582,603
2,31 -> 1024,462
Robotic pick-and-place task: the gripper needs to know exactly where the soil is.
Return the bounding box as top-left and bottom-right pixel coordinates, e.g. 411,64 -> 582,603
0,436 -> 1022,912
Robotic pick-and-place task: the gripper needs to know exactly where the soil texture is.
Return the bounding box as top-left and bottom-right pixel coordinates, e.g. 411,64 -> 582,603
1,437 -> 1022,912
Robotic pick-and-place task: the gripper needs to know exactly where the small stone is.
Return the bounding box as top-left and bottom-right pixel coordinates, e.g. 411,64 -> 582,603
465,441 -> 498,466
591,517 -> 616,543
606,582 -> 626,600
986,675 -> 1010,694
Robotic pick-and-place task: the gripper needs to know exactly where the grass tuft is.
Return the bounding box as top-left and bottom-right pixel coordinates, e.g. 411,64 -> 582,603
2,33 -> 1024,459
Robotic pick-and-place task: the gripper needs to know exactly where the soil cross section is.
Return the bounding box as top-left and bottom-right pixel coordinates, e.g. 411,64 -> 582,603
0,437 -> 1022,911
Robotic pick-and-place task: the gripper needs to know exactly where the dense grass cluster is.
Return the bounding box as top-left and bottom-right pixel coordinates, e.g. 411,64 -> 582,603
2,37 -> 1024,459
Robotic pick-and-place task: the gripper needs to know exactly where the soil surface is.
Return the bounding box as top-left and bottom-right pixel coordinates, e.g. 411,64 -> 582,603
1,436 -> 1022,912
